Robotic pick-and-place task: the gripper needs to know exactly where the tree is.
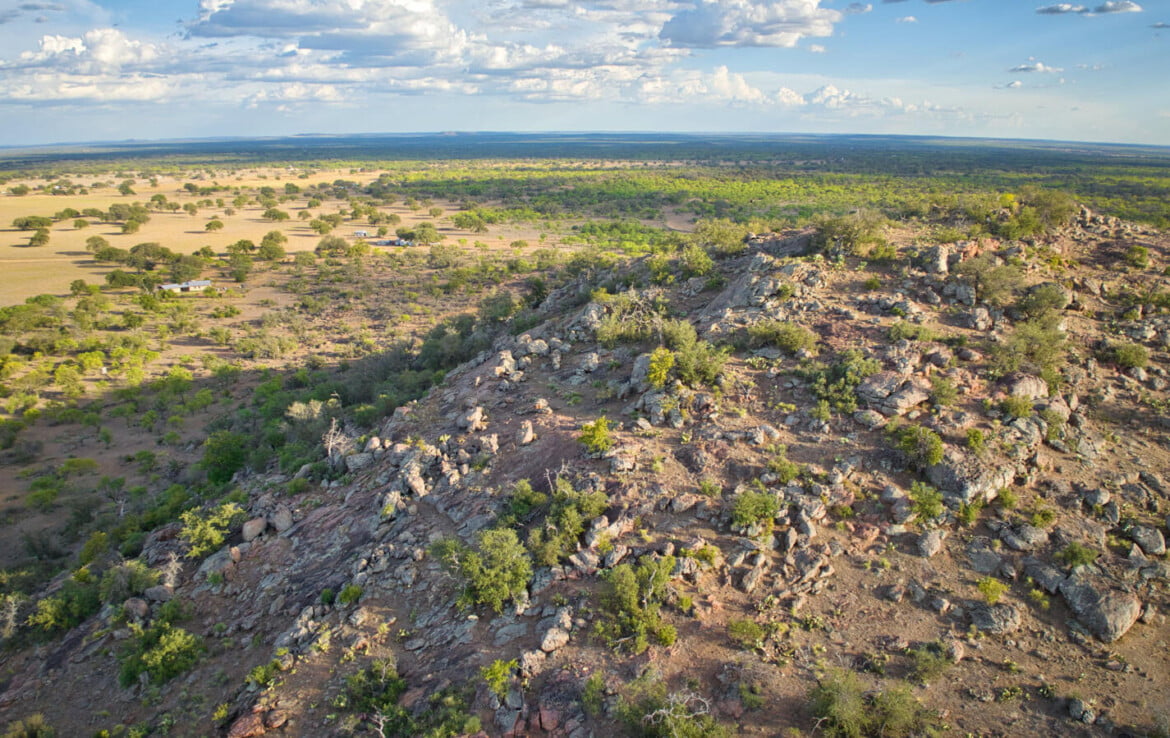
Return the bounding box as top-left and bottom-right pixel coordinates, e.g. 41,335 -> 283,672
201,431 -> 248,484
73,219 -> 89,230
262,208 -> 290,222
258,239 -> 286,262
85,235 -> 109,253
227,253 -> 252,282
29,228 -> 50,247
205,219 -> 224,232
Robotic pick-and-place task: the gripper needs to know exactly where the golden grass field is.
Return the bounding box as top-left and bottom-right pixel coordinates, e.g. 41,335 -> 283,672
0,168 -> 571,304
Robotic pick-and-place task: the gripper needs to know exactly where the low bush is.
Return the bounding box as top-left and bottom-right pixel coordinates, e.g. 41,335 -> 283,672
747,320 -> 817,354
809,669 -> 942,738
976,576 -> 1008,605
730,490 -> 779,530
524,477 -> 608,566
117,623 -> 204,687
894,425 -> 945,470
1000,395 -> 1034,419
432,529 -> 532,614
727,619 -> 765,650
616,675 -> 728,738
579,416 -> 613,454
909,481 -> 944,522
801,349 -> 882,413
1106,342 -> 1149,370
1055,542 -> 1100,568
597,555 -> 677,654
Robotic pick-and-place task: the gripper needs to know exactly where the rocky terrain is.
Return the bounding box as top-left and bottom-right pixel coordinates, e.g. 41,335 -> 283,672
2,207 -> 1169,737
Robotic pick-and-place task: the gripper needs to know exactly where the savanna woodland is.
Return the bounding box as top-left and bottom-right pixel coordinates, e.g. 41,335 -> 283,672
1,133 -> 1169,738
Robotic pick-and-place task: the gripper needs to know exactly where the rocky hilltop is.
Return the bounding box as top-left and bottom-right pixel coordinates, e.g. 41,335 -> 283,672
2,209 -> 1168,737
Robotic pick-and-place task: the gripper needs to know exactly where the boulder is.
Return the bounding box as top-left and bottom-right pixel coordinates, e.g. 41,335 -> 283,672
927,447 -> 1015,505
540,626 -> 570,653
856,372 -> 929,416
1003,373 -> 1049,400
1128,525 -> 1166,556
1059,571 -> 1142,643
917,530 -> 946,558
968,602 -> 1022,634
242,517 -> 267,542
270,505 -> 294,533
344,452 -> 374,472
1000,524 -> 1049,552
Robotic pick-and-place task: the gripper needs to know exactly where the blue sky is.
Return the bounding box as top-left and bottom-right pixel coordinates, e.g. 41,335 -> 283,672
0,0 -> 1166,146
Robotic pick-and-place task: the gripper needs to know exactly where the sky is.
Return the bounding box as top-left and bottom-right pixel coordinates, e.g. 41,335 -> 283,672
0,0 -> 1167,147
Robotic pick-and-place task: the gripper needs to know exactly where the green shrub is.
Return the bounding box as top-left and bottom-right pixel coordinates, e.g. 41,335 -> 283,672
887,322 -> 936,343
99,560 -> 159,603
200,430 -> 249,484
1055,542 -> 1100,568
1,713 -> 55,738
957,499 -> 983,527
480,658 -> 517,700
929,376 -> 958,407
954,254 -> 1024,307
598,555 -> 677,654
803,350 -> 882,413
976,576 -> 1008,605
524,477 -> 608,566
809,669 -> 941,738
338,584 -> 363,606
1108,342 -> 1149,370
908,642 -> 951,685
582,673 -> 605,716
1000,395 -> 1033,419
117,624 -> 203,687
247,659 -> 285,690
990,316 -> 1066,378
727,619 -> 765,649
730,490 -> 778,529
647,347 -> 675,390
813,210 -> 888,257
180,502 -> 245,559
26,571 -> 101,634
1015,283 -> 1067,320
747,320 -> 817,354
433,529 -> 532,614
666,320 -> 728,387
966,428 -> 986,454
579,416 -> 613,454
767,447 -> 803,484
1123,244 -> 1150,269
909,481 -> 944,522
895,425 -> 944,470
335,658 -> 411,734
615,677 -> 728,738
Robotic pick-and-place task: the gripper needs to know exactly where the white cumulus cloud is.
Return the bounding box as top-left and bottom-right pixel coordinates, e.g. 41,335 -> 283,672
1010,59 -> 1063,73
658,0 -> 842,48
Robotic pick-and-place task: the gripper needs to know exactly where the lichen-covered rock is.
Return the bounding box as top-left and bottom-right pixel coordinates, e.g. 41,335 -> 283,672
927,447 -> 1015,505
1059,571 -> 1142,643
969,602 -> 1022,634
